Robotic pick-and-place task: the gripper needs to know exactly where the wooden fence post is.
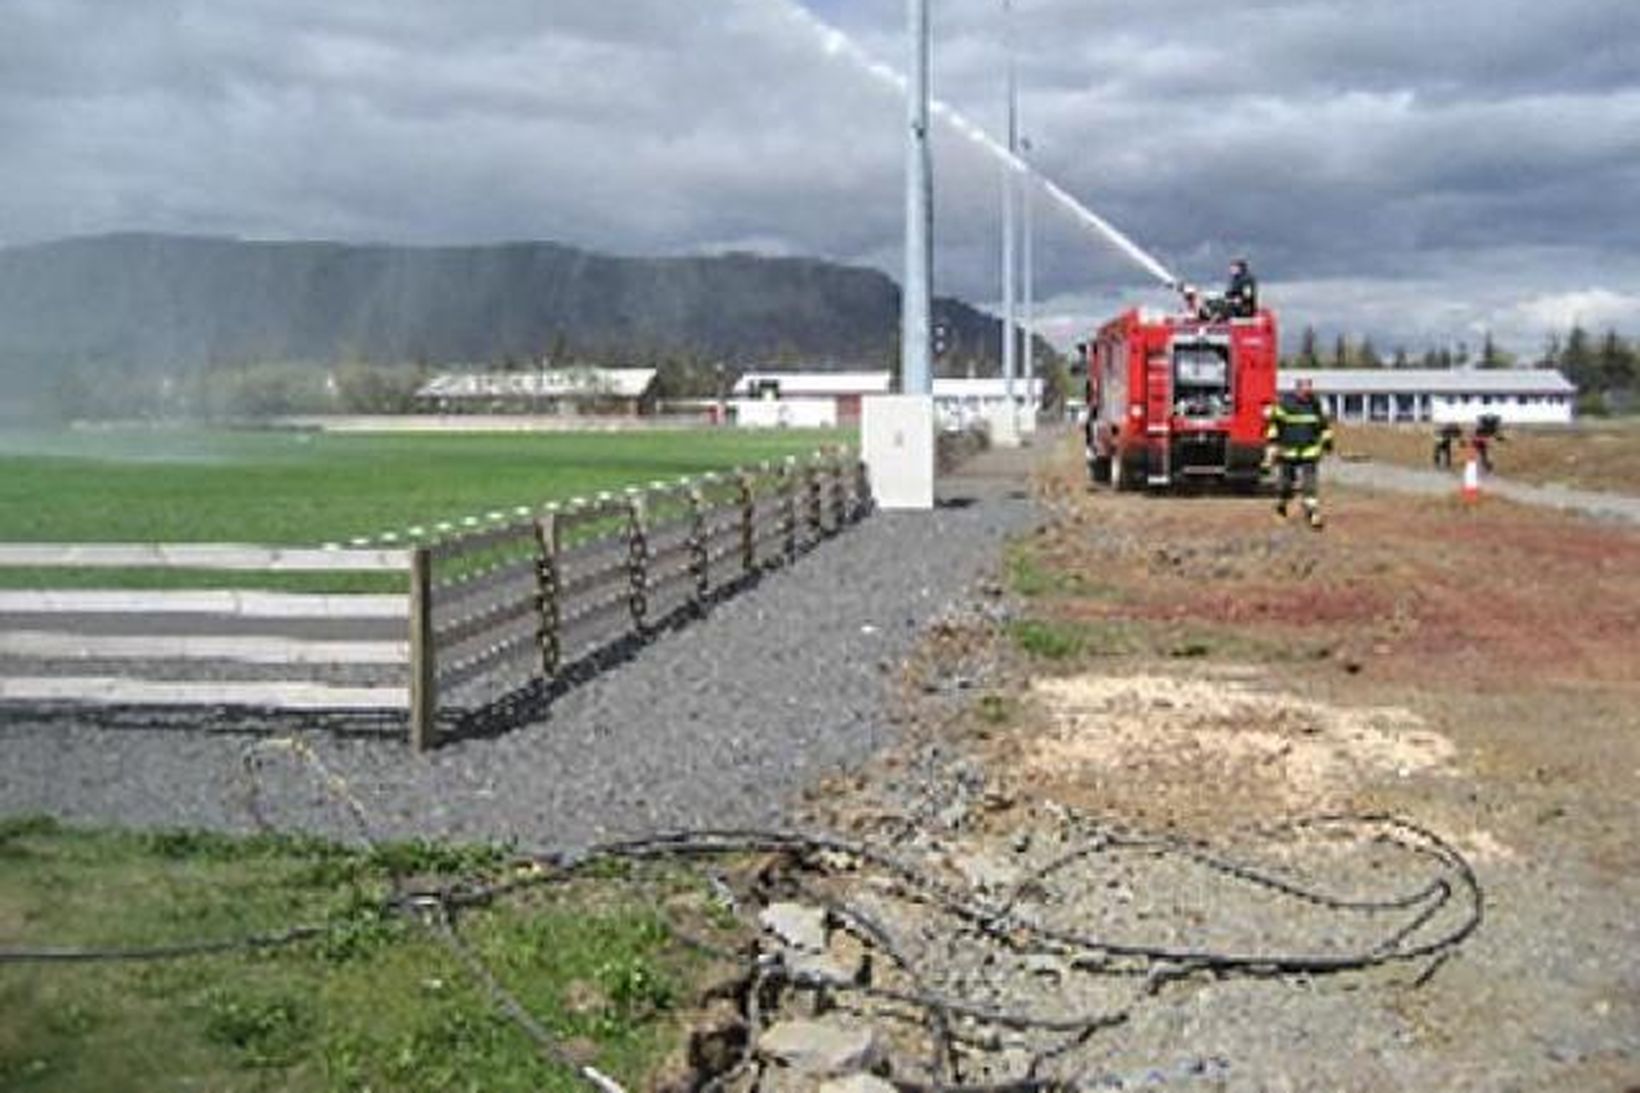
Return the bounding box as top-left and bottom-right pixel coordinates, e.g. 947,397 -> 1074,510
408,546 -> 436,752
806,459 -> 823,538
686,485 -> 709,606
627,493 -> 649,631
828,453 -> 846,531
737,470 -> 756,576
534,510 -> 560,678
781,459 -> 799,560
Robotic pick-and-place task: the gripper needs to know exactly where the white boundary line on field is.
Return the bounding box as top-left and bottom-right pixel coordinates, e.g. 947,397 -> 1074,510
0,631 -> 408,666
0,590 -> 408,619
0,544 -> 409,572
0,675 -> 405,710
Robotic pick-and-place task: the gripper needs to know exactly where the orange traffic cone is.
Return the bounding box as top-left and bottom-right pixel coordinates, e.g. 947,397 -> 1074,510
1460,456 -> 1480,503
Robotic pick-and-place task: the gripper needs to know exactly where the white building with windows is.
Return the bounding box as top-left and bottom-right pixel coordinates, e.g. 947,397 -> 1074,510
731,370 -> 892,426
931,377 -> 1045,432
1278,368 -> 1576,425
726,370 -> 1047,432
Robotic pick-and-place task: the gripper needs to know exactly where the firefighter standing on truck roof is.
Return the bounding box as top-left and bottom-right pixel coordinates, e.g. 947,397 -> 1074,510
1266,377 -> 1334,530
1225,258 -> 1258,318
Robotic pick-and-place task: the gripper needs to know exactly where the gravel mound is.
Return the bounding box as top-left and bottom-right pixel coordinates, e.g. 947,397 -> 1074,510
0,457 -> 1039,850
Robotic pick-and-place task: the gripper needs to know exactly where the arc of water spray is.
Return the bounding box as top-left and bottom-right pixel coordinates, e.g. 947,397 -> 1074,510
774,0 -> 1182,290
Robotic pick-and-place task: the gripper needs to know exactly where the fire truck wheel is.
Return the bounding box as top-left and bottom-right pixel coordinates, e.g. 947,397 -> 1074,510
1111,454 -> 1135,492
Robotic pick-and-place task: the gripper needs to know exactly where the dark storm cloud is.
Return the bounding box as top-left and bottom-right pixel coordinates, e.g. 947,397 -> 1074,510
0,0 -> 1634,352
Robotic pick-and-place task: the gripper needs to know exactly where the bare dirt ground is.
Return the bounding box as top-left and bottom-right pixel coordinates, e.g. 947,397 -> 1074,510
778,438 -> 1640,1090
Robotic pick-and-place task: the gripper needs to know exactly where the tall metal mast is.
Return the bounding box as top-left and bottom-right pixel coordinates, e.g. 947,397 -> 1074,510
901,0 -> 933,396
1000,0 -> 1018,409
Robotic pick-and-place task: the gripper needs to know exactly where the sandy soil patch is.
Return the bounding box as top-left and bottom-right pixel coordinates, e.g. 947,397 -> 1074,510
1022,670 -> 1455,820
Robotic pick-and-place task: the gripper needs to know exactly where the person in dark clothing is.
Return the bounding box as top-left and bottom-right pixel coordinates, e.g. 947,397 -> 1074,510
1468,413 -> 1504,472
1265,378 -> 1334,529
1225,258 -> 1258,318
1433,422 -> 1462,469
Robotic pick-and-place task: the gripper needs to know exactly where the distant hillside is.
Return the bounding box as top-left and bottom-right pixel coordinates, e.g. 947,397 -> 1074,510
0,233 -> 1030,414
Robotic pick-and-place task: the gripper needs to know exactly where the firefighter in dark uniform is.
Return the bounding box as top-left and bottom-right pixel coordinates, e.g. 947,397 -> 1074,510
1433,422 -> 1462,469
1265,377 -> 1334,529
1225,258 -> 1258,318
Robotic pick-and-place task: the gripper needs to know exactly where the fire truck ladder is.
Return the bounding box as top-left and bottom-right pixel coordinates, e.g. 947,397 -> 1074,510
1145,353 -> 1172,486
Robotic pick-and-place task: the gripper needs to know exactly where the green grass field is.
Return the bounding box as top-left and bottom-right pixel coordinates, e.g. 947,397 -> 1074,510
0,817 -> 739,1092
0,427 -> 853,545
0,426 -> 852,590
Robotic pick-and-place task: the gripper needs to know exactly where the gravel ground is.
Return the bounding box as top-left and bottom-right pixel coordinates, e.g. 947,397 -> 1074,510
0,445 -> 1042,850
1329,457 -> 1640,523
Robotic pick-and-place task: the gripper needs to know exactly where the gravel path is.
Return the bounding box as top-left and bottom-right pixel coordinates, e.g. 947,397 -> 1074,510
0,445 -> 1042,851
1330,458 -> 1640,523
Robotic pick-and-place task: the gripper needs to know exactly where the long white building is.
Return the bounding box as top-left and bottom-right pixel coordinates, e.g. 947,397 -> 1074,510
931,377 -> 1045,432
1278,368 -> 1576,425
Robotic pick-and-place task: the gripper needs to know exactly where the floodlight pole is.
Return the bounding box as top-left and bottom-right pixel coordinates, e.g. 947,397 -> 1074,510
1022,134 -> 1034,402
901,0 -> 933,396
1000,0 -> 1019,415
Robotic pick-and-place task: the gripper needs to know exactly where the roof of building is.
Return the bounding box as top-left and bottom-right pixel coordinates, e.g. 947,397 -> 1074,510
932,377 -> 1045,398
1278,368 -> 1575,395
732,371 -> 893,397
418,368 -> 658,400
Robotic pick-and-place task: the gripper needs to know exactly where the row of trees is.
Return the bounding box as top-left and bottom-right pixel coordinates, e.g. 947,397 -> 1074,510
1546,327 -> 1638,413
1283,328 -> 1521,371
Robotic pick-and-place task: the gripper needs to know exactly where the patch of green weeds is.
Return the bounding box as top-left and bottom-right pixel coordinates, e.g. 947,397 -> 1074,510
365,837 -> 510,880
199,987 -> 315,1069
1005,543 -> 1114,600
1011,619 -> 1086,659
0,822 -> 700,1093
316,887 -> 408,965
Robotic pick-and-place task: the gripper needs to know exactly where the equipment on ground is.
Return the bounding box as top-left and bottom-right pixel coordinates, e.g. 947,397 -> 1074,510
1081,305 -> 1278,491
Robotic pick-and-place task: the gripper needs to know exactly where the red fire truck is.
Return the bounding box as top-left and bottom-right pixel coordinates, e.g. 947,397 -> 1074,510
1081,306 -> 1278,490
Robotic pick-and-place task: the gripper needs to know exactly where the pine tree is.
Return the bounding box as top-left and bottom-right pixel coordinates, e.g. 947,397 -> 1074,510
1561,325 -> 1594,389
1298,326 -> 1320,369
1358,337 -> 1382,369
1596,329 -> 1636,393
1478,330 -> 1512,369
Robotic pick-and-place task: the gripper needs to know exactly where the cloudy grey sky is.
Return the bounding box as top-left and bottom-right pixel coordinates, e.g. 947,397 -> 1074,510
1,0 -> 1636,356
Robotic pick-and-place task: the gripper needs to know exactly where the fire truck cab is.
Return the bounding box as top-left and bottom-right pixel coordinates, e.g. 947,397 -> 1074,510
1082,306 -> 1278,491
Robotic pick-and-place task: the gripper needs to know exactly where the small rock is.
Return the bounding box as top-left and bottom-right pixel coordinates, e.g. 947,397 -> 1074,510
761,903 -> 827,953
758,1020 -> 883,1077
1024,953 -> 1067,980
819,1074 -> 896,1093
950,851 -> 1021,892
788,949 -> 863,986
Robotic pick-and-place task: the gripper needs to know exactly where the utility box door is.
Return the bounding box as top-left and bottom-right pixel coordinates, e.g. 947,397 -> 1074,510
862,395 -> 936,511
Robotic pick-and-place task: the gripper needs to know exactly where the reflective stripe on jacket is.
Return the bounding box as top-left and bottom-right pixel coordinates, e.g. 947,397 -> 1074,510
1266,392 -> 1333,461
